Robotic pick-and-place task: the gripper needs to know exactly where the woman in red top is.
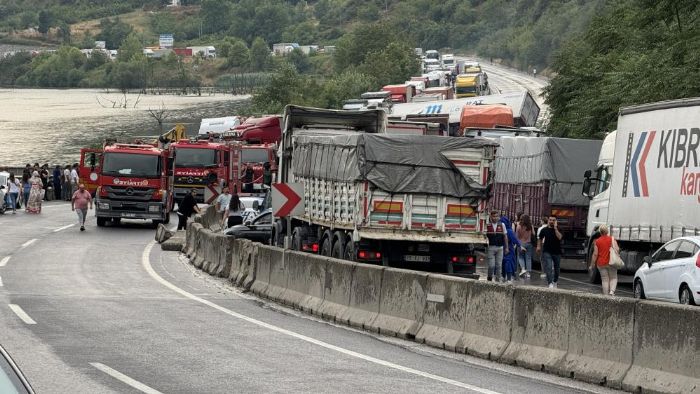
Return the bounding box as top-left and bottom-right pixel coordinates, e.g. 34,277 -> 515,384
590,224 -> 620,296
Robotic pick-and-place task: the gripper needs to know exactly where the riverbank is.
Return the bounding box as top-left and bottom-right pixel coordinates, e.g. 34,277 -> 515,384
0,88 -> 249,166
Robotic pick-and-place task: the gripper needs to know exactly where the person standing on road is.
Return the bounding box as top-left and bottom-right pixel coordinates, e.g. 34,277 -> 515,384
70,164 -> 80,196
224,194 -> 246,228
177,188 -> 200,231
71,183 -> 93,231
21,173 -> 31,211
62,165 -> 71,201
537,215 -> 563,288
501,216 -> 520,283
52,165 -> 62,201
5,174 -> 21,214
590,224 -> 619,296
215,186 -> 232,224
26,171 -> 44,214
485,210 -> 508,282
516,214 -> 534,278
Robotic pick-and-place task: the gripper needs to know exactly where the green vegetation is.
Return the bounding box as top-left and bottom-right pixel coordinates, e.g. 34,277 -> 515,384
544,0 -> 700,138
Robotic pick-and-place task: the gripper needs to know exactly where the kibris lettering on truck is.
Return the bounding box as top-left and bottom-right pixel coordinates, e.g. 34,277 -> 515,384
623,128 -> 700,203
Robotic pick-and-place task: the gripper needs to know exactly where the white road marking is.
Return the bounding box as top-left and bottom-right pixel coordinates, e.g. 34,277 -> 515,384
20,239 -> 37,249
53,224 -> 75,232
90,362 -> 164,394
142,242 -> 501,394
9,304 -> 36,324
0,256 -> 10,267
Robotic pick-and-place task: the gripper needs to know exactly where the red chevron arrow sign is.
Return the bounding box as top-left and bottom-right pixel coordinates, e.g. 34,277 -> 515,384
272,183 -> 304,217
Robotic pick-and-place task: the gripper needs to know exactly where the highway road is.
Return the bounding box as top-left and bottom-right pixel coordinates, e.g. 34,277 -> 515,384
0,203 -> 623,393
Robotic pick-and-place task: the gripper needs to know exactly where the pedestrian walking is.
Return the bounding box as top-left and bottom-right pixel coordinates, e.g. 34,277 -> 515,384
40,164 -> 49,200
71,183 -> 93,231
62,165 -> 71,201
26,171 -> 44,214
52,165 -> 62,201
501,216 -> 521,283
215,186 -> 232,225
590,224 -> 619,296
485,210 -> 508,282
5,174 -> 21,214
223,194 -> 246,228
70,164 -> 80,196
176,189 -> 200,231
22,164 -> 31,179
537,215 -> 563,288
21,173 -> 31,210
515,214 -> 534,278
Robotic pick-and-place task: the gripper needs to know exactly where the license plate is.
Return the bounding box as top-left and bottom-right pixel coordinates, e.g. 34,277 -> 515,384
405,255 -> 431,263
121,213 -> 136,218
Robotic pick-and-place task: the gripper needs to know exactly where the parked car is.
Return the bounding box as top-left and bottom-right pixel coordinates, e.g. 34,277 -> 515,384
224,209 -> 273,243
240,196 -> 265,224
634,236 -> 700,305
0,344 -> 34,393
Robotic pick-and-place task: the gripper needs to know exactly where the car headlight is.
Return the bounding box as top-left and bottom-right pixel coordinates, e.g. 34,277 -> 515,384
98,202 -> 109,210
149,205 -> 161,212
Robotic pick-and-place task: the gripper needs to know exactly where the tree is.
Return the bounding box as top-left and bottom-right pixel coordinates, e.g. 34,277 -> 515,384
321,70 -> 376,108
224,38 -> 250,69
251,63 -> 320,113
249,37 -> 271,71
57,21 -> 71,45
201,0 -> 231,34
38,10 -> 52,35
287,48 -> 311,73
96,17 -> 133,49
118,33 -> 144,63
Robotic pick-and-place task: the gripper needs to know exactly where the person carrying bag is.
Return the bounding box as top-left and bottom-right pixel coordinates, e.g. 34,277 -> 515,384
590,224 -> 621,296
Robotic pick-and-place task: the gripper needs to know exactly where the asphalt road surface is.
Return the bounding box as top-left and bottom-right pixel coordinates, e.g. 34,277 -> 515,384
0,201 -> 626,393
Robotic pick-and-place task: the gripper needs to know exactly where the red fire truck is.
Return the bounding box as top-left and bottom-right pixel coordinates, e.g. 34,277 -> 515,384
94,142 -> 174,227
171,139 -> 277,204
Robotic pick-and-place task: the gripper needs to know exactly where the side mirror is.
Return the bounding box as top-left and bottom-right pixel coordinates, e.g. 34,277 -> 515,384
643,256 -> 651,265
88,153 -> 97,168
582,178 -> 592,199
584,169 -> 592,178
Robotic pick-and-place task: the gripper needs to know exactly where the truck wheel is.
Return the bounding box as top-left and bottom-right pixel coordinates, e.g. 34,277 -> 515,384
320,237 -> 332,257
292,227 -> 308,251
344,239 -> 355,261
331,231 -> 347,260
272,221 -> 285,247
96,217 -> 107,227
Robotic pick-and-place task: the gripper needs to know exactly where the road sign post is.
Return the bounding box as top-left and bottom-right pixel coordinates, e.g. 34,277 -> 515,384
271,183 -> 304,248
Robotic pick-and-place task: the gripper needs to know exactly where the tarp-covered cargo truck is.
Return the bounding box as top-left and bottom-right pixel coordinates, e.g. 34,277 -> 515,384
274,106 -> 498,275
583,97 -> 700,281
460,105 -> 514,131
493,137 -> 603,266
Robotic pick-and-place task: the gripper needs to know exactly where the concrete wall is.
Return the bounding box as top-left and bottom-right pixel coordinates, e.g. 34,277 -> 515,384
183,225 -> 700,393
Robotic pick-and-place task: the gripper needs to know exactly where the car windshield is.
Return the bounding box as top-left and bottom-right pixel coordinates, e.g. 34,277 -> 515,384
240,149 -> 269,163
0,352 -> 29,394
175,148 -> 217,168
102,153 -> 160,178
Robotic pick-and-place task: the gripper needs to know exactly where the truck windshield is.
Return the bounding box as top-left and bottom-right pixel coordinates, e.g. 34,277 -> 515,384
456,86 -> 477,94
175,148 -> 217,167
102,153 -> 161,178
241,149 -> 269,163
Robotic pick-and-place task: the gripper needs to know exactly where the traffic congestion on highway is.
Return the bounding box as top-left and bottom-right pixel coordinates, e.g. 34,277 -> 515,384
0,51 -> 698,394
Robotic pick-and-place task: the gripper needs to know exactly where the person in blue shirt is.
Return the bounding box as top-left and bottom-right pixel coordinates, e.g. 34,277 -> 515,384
52,165 -> 62,201
500,216 -> 521,283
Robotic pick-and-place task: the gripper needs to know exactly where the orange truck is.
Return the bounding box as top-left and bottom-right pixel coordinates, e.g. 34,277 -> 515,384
459,104 -> 514,133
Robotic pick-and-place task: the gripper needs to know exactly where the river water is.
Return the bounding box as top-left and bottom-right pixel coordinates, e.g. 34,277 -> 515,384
0,88 -> 249,166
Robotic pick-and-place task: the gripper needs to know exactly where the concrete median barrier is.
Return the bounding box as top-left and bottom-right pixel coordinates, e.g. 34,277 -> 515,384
415,274 -> 469,352
265,248 -> 289,303
622,301 -> 700,394
501,287 -> 571,372
560,293 -> 635,388
250,245 -> 285,301
184,222 -> 203,257
280,252 -> 326,314
192,228 -> 209,269
369,267 -> 428,339
318,258 -> 355,322
339,263 -> 383,331
230,240 -> 258,290
460,280 -> 514,360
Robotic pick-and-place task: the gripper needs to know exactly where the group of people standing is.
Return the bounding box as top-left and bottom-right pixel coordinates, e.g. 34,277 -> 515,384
485,210 -> 619,296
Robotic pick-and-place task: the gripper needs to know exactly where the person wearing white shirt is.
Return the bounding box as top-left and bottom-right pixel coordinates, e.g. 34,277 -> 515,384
70,164 -> 80,196
5,174 -> 21,213
215,186 -> 232,222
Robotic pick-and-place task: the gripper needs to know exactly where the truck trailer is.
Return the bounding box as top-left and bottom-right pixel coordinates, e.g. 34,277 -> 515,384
582,97 -> 700,281
273,106 -> 498,274
493,136 -> 603,265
